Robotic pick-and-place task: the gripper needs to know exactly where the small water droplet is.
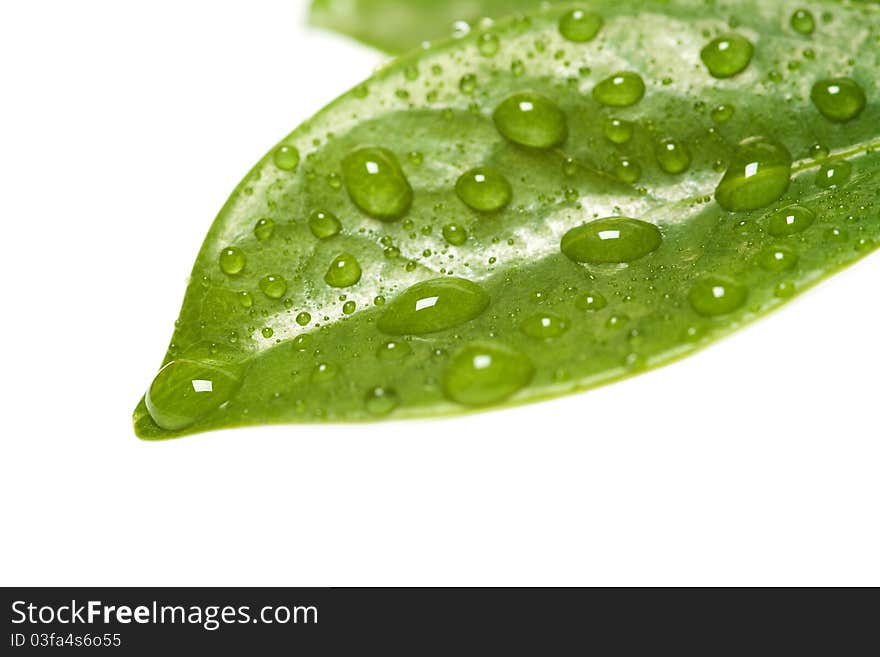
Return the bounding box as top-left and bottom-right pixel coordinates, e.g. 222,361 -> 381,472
561,217 -> 662,264
364,386 -> 399,416
296,311 -> 311,326
477,32 -> 499,56
688,276 -> 747,316
575,292 -> 607,311
378,277 -> 489,335
459,73 -> 477,94
757,246 -> 798,272
711,104 -> 735,123
342,300 -> 356,314
519,313 -> 569,339
615,158 -> 641,183
604,117 -> 634,144
342,147 -> 413,221
261,327 -> 274,338
493,92 -> 567,148
309,210 -> 342,239
442,342 -> 533,406
442,223 -> 468,245
700,34 -> 754,78
377,339 -> 412,361
311,362 -> 338,382
592,72 -> 645,107
791,9 -> 816,35
455,167 -> 512,212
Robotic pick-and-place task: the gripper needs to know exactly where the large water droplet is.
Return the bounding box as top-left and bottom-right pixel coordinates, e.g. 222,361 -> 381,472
700,34 -> 754,78
811,78 -> 866,122
378,277 -> 489,335
309,210 -> 342,239
324,253 -> 362,288
561,217 -> 662,264
342,147 -> 413,221
767,205 -> 815,236
455,167 -> 512,212
656,138 -> 692,174
688,276 -> 747,316
520,313 -> 569,339
145,360 -> 239,431
558,8 -> 603,42
218,247 -> 246,276
442,342 -> 534,406
592,72 -> 645,107
493,92 -> 567,148
714,137 -> 792,212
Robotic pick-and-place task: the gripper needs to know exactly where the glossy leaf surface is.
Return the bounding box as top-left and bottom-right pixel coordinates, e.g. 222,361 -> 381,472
136,0 -> 880,438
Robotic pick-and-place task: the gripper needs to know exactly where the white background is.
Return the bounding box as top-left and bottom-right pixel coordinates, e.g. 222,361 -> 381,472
1,0 -> 878,586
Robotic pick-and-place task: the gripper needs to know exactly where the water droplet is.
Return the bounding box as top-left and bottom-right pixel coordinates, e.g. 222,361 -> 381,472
273,145 -> 300,171
309,210 -> 342,239
791,9 -> 816,35
218,247 -> 246,276
145,360 -> 240,431
455,167 -> 512,212
767,205 -> 815,236
442,223 -> 468,245
688,276 -> 747,316
311,362 -> 338,382
561,217 -> 662,264
775,281 -> 796,299
478,32 -> 499,56
700,34 -> 754,78
324,252 -> 362,288
261,327 -> 274,338
758,246 -> 798,271
377,339 -> 412,361
558,9 -> 603,42
296,311 -> 311,326
459,73 -> 477,94
511,59 -> 525,76
811,78 -> 866,122
365,386 -> 399,416
604,118 -> 634,144
614,158 -> 641,183
815,161 -> 853,188
259,274 -> 287,299
342,300 -> 356,314
575,292 -> 607,311
342,147 -> 413,221
656,138 -> 692,174
442,342 -> 533,406
238,291 -> 253,308
254,218 -> 275,241
592,72 -> 645,107
711,104 -> 735,123
714,137 -> 792,212
519,313 -> 569,339
493,92 -> 567,148
378,277 -> 489,335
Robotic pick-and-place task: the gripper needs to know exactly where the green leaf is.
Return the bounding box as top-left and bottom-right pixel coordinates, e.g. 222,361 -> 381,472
309,0 -> 880,54
135,0 -> 880,439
